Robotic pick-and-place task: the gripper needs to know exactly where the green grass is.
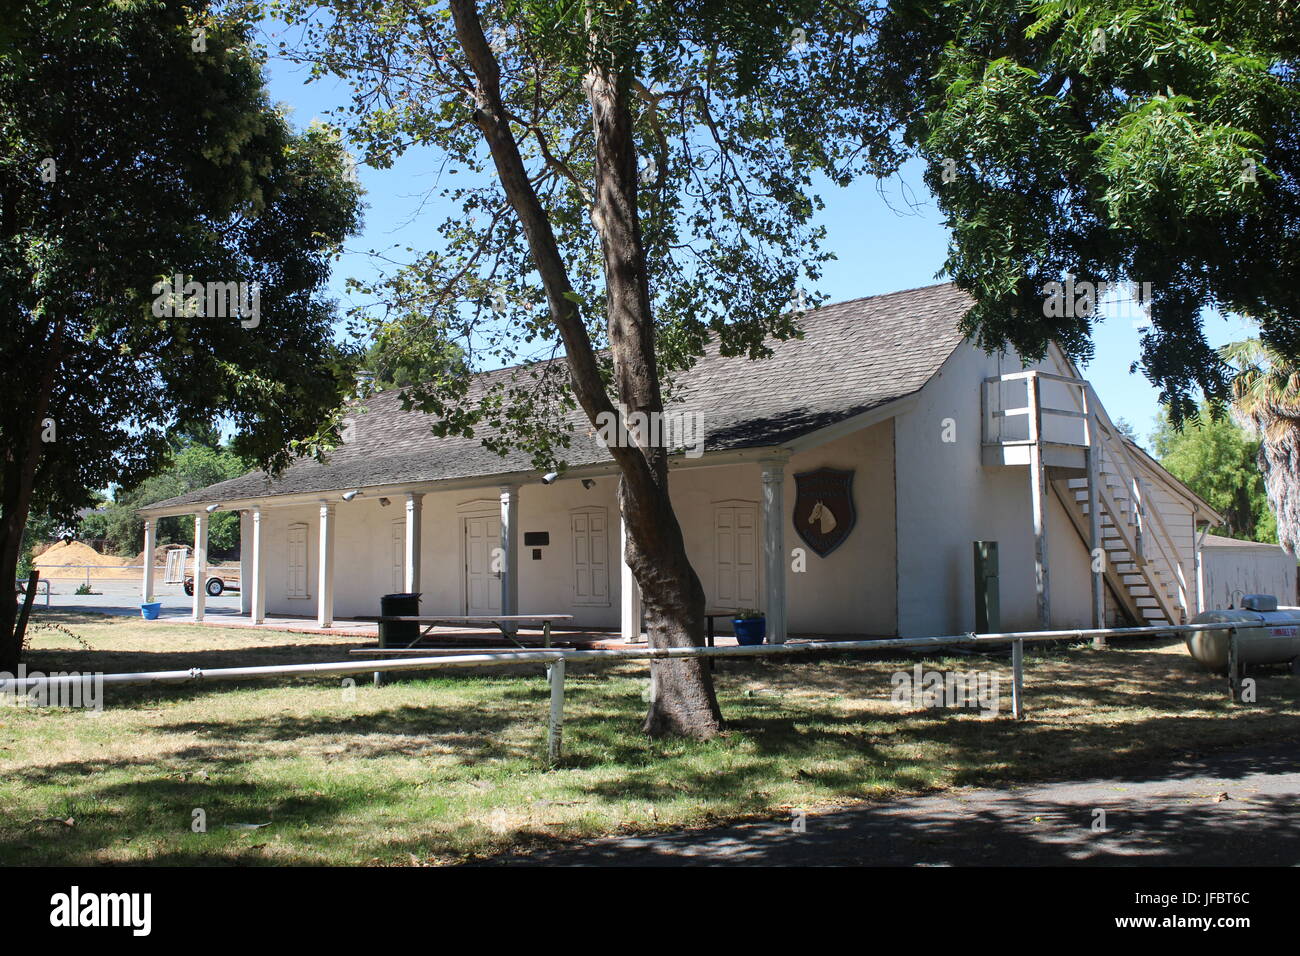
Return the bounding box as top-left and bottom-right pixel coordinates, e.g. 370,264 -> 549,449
2,609 -> 1299,865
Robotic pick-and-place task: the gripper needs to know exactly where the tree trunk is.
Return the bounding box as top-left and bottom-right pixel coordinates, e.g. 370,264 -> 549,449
0,318 -> 62,674
449,0 -> 723,737
1259,424 -> 1300,556
585,62 -> 722,737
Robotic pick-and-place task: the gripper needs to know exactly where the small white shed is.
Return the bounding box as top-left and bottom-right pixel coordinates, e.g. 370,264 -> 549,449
1200,534 -> 1297,610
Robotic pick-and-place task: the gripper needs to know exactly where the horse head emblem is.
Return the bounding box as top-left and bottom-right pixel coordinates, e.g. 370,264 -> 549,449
793,469 -> 855,557
808,500 -> 838,534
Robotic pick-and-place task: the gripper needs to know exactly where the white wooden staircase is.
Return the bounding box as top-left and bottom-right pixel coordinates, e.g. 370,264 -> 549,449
983,369 -> 1193,630
1054,420 -> 1190,627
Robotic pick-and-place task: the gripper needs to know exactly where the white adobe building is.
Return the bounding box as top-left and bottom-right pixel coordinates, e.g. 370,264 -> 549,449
141,282 -> 1282,640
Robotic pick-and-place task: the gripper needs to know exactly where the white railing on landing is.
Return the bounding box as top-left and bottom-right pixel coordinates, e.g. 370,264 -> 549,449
981,369 -> 1092,449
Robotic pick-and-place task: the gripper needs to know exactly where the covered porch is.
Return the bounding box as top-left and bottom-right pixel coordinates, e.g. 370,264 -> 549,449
138,450 -> 804,646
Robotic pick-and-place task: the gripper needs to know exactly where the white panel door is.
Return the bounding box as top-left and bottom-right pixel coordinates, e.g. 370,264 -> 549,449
572,509 -> 610,605
714,504 -> 757,608
391,519 -> 405,593
464,515 -> 502,614
286,522 -> 309,598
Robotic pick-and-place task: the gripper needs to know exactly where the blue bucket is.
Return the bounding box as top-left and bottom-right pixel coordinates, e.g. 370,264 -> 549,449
140,602 -> 162,621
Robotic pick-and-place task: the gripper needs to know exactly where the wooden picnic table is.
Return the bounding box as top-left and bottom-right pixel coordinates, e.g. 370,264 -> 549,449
377,614 -> 574,649
364,614 -> 573,686
702,609 -> 741,671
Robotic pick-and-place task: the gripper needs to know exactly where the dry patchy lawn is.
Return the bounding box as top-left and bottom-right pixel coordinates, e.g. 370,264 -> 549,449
1,609 -> 1298,865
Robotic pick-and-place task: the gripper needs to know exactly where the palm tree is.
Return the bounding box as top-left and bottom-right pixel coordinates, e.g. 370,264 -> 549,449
1220,338 -> 1300,556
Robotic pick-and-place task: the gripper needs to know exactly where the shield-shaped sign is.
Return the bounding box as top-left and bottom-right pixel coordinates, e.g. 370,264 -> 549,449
793,468 -> 856,557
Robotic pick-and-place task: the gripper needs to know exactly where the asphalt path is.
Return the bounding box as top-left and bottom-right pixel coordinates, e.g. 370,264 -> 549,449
505,743 -> 1300,866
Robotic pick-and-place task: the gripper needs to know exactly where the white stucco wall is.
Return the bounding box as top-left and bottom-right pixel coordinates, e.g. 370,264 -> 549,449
254,419 -> 897,634
666,422 -> 897,636
892,343 -> 1100,636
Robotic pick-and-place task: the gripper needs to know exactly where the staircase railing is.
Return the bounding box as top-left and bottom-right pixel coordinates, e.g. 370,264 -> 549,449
1090,415 -> 1190,621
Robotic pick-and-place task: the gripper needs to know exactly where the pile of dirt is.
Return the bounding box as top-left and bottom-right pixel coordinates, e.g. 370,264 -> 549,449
34,540 -> 131,568
34,540 -> 139,580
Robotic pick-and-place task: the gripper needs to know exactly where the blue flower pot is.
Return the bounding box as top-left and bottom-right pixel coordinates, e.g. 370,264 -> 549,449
140,602 -> 162,620
732,617 -> 766,645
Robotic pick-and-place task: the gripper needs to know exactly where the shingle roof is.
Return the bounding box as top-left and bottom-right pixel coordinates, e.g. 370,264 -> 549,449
144,282 -> 971,511
1203,533 -> 1287,551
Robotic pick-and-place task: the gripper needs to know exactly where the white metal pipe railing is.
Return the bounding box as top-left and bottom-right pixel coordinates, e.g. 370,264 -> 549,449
4,618 -> 1295,762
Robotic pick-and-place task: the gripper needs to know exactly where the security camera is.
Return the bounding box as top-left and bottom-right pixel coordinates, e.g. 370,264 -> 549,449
541,471 -> 560,485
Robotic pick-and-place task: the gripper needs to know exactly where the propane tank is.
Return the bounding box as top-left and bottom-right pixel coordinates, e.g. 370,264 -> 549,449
1186,595 -> 1300,673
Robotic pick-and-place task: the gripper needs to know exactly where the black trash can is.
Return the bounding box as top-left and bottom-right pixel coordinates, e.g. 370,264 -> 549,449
379,592 -> 421,648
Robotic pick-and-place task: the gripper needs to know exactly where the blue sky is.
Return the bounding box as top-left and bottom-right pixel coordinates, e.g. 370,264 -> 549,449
263,44 -> 1255,452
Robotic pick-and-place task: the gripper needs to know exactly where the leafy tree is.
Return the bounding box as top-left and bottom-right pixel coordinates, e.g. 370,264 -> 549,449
1112,417 -> 1139,445
1221,337 -> 1299,554
873,0 -> 1300,421
101,431 -> 251,556
361,334 -> 468,392
0,1 -> 363,669
1151,403 -> 1277,543
275,0 -> 893,737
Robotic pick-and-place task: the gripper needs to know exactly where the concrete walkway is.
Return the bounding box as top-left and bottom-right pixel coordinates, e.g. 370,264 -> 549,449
505,743 -> 1300,866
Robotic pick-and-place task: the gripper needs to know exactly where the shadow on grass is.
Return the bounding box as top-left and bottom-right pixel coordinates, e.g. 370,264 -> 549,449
5,635 -> 1299,865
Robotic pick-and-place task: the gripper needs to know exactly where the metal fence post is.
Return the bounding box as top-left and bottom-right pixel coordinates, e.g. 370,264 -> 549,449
1011,639 -> 1024,719
1227,628 -> 1240,703
547,658 -> 566,764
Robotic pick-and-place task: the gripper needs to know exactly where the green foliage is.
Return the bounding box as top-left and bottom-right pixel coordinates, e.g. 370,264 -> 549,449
1219,335 -> 1300,555
1151,405 -> 1276,542
0,0 -> 363,543
101,431 -> 251,556
873,0 -> 1300,421
272,0 -> 899,467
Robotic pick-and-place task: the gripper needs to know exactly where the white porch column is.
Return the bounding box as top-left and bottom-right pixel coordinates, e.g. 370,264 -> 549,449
1026,373 -> 1051,629
404,493 -> 423,594
191,512 -> 208,622
499,484 -> 519,616
250,505 -> 266,624
1194,522 -> 1208,615
318,500 -> 336,627
1083,395 -> 1105,641
760,454 -> 789,644
238,511 -> 251,615
141,519 -> 155,604
619,509 -> 642,642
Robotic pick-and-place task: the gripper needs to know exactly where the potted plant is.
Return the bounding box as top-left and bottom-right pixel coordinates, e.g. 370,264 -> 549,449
732,608 -> 766,646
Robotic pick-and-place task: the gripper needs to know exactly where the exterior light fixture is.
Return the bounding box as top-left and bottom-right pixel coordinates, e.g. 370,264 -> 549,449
541,471 -> 560,485
205,503 -> 221,513
341,490 -> 361,501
